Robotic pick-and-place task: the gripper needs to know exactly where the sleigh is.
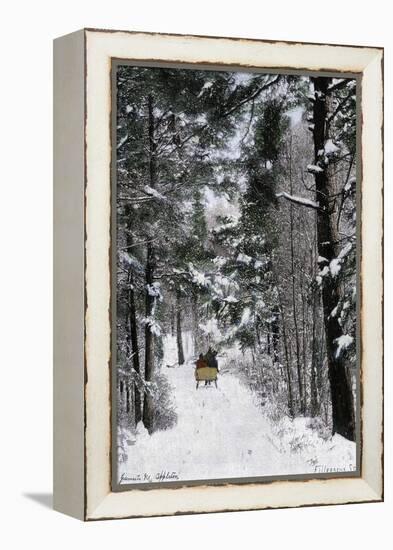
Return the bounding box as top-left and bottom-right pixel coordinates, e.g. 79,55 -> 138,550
195,366 -> 218,389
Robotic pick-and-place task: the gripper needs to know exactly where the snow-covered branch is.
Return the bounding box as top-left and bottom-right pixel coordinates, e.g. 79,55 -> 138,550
222,75 -> 281,118
307,164 -> 324,174
327,79 -> 351,94
117,133 -> 129,150
164,75 -> 280,157
276,191 -> 320,210
328,93 -> 354,122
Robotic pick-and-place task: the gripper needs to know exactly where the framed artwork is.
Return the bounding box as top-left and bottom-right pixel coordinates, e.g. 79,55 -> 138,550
53,28 -> 383,520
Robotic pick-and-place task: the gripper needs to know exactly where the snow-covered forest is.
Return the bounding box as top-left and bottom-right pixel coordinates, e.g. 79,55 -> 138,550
115,65 -> 358,484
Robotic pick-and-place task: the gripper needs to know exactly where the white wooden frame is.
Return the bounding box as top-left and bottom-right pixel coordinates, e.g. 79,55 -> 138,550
53,28 -> 383,521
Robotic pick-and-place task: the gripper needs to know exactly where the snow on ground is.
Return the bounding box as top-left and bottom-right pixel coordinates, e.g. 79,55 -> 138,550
118,332 -> 356,484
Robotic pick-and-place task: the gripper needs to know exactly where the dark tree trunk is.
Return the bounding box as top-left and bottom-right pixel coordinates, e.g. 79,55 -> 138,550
176,291 -> 185,365
142,242 -> 156,433
277,289 -> 294,417
142,94 -> 157,434
311,77 -> 355,441
266,329 -> 271,356
309,222 -> 319,418
271,306 -> 280,364
310,286 -> 319,417
317,324 -> 325,398
126,385 -> 130,414
171,304 -> 175,337
301,282 -> 308,413
288,136 -> 305,414
282,319 -> 294,417
192,294 -> 199,353
123,208 -> 142,427
128,271 -> 142,425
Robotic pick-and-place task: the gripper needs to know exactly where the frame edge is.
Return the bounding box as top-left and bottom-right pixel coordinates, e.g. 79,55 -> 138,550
53,29 -> 86,521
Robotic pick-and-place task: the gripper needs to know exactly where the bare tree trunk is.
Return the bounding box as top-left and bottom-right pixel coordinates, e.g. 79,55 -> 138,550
142,94 -> 157,434
310,286 -> 319,417
311,77 -> 355,441
266,329 -> 271,356
288,136 -> 305,414
300,269 -> 308,413
176,290 -> 185,365
192,294 -> 199,353
123,207 -> 142,427
277,289 -> 294,417
142,242 -> 155,433
317,324 -> 325,398
171,304 -> 175,337
271,305 -> 280,365
129,271 -> 142,425
310,222 -> 319,417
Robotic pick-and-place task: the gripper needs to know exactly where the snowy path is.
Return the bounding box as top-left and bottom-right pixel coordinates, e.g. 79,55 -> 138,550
118,333 -> 356,484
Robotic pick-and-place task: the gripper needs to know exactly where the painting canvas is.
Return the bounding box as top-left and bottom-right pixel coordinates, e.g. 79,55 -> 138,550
112,62 -> 359,489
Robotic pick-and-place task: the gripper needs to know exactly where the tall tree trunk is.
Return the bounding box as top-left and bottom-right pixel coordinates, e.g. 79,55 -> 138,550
171,304 -> 175,336
192,294 -> 199,353
176,291 -> 185,365
128,271 -> 142,425
266,329 -> 271,356
142,94 -> 157,433
310,226 -> 319,417
142,242 -> 155,432
311,77 -> 355,441
277,289 -> 294,417
288,136 -> 305,414
266,323 -> 272,355
317,323 -> 325,399
123,209 -> 142,427
271,305 -> 280,364
310,286 -> 319,417
301,275 -> 308,413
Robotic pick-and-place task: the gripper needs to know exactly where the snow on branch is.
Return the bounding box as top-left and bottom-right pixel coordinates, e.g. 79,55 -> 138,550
142,185 -> 167,200
334,334 -> 354,358
307,164 -> 324,174
119,251 -> 144,272
324,139 -> 340,156
143,316 -> 162,337
117,133 -> 129,150
276,191 -> 320,210
327,79 -> 352,94
222,75 -> 281,118
236,252 -> 253,265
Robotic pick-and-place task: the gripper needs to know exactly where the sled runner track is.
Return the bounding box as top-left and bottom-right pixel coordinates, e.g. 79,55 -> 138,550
214,381 -> 232,406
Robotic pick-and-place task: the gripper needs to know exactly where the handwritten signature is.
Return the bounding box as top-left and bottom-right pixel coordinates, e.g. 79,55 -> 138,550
120,470 -> 180,484
313,464 -> 355,473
